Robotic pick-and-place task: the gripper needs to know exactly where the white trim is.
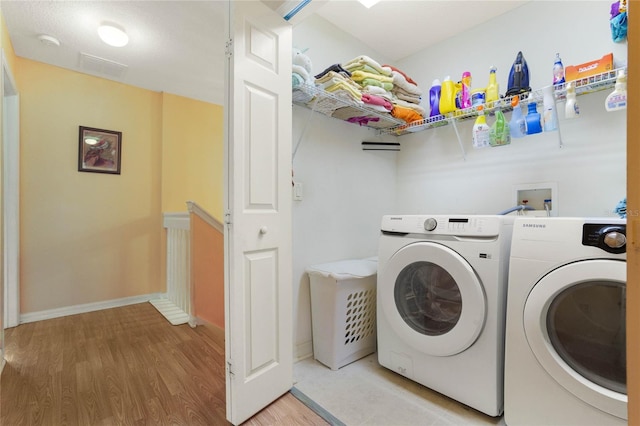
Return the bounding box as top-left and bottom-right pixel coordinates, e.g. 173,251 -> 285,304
20,293 -> 164,324
163,212 -> 190,230
295,340 -> 313,362
187,200 -> 224,233
3,48 -> 20,329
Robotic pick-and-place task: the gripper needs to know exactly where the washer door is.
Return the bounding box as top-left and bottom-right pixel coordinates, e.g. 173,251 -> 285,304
524,259 -> 627,420
380,241 -> 486,356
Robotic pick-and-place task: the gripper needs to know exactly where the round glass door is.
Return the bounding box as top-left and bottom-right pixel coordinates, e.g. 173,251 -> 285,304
394,261 -> 462,336
379,241 -> 486,356
524,259 -> 627,420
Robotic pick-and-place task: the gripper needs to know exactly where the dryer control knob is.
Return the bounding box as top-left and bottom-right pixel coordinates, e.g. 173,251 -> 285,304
604,231 -> 626,249
424,218 -> 437,231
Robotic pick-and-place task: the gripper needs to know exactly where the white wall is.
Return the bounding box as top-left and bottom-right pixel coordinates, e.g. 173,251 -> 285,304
395,0 -> 627,216
292,15 -> 397,359
292,1 -> 628,360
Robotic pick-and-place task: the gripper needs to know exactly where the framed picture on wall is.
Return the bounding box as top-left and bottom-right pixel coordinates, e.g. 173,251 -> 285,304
78,126 -> 122,174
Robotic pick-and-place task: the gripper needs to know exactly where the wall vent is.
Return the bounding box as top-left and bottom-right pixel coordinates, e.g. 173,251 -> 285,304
78,52 -> 128,79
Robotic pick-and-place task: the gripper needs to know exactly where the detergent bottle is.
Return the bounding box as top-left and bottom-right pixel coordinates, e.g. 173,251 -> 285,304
565,81 -> 580,119
428,79 -> 442,117
439,76 -> 457,115
472,105 -> 491,149
509,96 -> 526,138
553,53 -> 565,85
460,71 -> 472,109
542,85 -> 558,132
489,101 -> 511,146
605,69 -> 627,112
486,67 -> 499,108
525,93 -> 542,134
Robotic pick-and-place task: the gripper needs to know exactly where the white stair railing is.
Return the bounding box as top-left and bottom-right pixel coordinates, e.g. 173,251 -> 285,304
151,212 -> 192,326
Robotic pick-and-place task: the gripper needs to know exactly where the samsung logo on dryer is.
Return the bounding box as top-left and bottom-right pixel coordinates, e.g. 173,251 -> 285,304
521,223 -> 547,228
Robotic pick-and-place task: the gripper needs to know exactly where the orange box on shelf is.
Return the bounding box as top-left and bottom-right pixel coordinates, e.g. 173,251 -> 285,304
565,53 -> 614,83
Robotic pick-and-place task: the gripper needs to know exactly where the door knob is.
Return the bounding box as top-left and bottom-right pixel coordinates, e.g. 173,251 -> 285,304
259,226 -> 268,235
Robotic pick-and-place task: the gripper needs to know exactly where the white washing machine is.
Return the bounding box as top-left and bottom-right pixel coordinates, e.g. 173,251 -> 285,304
504,217 -> 627,425
377,214 -> 514,417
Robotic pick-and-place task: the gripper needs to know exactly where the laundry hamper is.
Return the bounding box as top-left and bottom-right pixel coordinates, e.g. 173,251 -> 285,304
306,258 -> 377,370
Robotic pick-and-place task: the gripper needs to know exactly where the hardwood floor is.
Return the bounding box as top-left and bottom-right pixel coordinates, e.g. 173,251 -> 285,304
1,303 -> 328,426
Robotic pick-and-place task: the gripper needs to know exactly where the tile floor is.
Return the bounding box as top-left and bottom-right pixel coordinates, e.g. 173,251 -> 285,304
294,353 -> 505,426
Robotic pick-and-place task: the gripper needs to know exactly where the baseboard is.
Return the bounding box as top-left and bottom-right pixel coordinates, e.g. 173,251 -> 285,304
195,317 -> 225,345
20,293 -> 164,324
295,340 -> 314,362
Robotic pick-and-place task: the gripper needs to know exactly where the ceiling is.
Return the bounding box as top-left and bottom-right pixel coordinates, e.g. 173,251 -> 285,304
1,0 -> 529,105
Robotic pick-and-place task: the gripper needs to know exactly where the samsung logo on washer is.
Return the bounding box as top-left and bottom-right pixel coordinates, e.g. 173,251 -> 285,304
521,223 -> 547,228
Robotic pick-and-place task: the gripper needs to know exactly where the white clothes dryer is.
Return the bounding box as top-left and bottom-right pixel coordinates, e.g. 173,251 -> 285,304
504,217 -> 627,425
377,215 -> 514,417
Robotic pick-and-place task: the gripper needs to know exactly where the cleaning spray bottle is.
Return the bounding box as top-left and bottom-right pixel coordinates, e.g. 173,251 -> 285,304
605,69 -> 627,112
565,81 -> 580,119
439,76 -> 458,115
525,93 -> 542,135
542,85 -> 558,132
472,105 -> 491,149
489,100 -> 511,146
486,67 -> 499,108
429,79 -> 442,118
460,71 -> 472,109
553,53 -> 565,85
509,96 -> 527,138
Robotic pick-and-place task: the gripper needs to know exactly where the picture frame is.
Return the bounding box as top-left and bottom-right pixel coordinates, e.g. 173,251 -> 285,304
78,126 -> 122,175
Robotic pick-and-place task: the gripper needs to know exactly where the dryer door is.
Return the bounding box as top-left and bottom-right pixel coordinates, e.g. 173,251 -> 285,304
380,241 -> 486,356
524,259 -> 627,420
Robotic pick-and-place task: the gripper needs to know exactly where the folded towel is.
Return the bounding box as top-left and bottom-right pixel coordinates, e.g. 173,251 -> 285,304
392,98 -> 426,116
324,82 -> 363,102
362,93 -> 393,111
343,55 -> 392,77
343,63 -> 382,76
360,78 -> 393,91
315,70 -> 346,84
383,65 -> 418,86
390,70 -> 422,96
391,105 -> 423,123
314,63 -> 351,79
394,91 -> 422,104
363,86 -> 392,97
351,70 -> 394,84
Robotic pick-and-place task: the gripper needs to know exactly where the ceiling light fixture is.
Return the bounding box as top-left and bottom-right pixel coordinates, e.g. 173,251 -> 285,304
37,34 -> 61,47
97,23 -> 129,47
358,0 -> 382,8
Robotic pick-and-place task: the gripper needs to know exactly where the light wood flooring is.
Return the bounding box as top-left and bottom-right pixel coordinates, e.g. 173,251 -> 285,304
1,302 -> 328,426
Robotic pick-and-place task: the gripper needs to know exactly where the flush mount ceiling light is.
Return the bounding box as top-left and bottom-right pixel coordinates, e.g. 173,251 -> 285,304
97,23 -> 129,47
358,0 -> 382,8
37,34 -> 60,47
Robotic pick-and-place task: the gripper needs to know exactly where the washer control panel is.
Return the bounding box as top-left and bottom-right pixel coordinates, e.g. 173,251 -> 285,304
382,215 -> 510,237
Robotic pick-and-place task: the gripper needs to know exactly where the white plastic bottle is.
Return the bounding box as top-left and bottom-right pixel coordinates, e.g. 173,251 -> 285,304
472,105 -> 491,149
565,82 -> 580,119
542,85 -> 558,131
605,69 -> 627,112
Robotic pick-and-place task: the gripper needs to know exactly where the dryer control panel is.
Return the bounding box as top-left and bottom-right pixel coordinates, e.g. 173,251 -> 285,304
381,215 -> 513,237
582,223 -> 627,254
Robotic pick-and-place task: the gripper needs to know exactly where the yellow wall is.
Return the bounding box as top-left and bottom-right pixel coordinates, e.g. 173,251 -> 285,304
16,58 -> 164,313
162,93 -> 224,220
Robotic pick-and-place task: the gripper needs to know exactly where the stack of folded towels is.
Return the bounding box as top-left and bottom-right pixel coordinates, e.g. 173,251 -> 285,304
383,64 -> 425,124
305,54 -> 425,126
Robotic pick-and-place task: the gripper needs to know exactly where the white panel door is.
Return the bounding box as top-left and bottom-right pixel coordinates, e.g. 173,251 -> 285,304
224,1 -> 292,425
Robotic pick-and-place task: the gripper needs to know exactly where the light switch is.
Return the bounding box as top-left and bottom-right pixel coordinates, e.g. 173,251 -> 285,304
293,182 -> 303,201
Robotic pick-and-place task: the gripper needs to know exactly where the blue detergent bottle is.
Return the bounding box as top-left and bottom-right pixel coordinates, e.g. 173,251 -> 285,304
525,94 -> 542,135
509,96 -> 526,138
429,79 -> 441,117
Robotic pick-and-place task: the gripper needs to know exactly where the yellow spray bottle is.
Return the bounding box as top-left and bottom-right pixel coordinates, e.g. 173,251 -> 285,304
486,66 -> 499,108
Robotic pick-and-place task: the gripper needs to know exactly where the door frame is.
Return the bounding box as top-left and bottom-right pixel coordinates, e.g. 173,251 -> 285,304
2,49 -> 20,330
